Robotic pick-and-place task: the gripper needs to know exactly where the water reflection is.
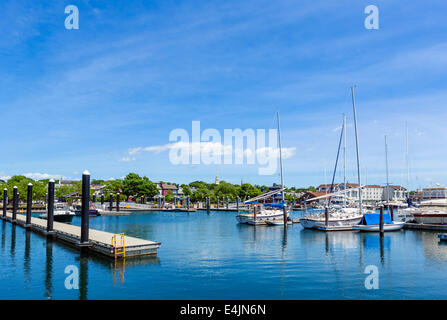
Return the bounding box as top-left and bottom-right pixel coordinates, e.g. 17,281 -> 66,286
79,253 -> 88,300
10,224 -> 16,262
1,221 -> 5,252
45,239 -> 53,299
24,230 -> 31,287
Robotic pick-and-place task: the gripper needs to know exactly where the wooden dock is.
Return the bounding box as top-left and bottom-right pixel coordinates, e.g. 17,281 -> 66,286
2,211 -> 161,259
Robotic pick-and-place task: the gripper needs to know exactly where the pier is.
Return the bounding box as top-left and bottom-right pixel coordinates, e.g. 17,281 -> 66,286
0,172 -> 161,259
2,211 -> 160,258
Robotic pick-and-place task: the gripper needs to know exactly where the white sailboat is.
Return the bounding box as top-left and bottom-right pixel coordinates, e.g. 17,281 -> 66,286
353,135 -> 405,232
301,86 -> 364,230
236,111 -> 290,225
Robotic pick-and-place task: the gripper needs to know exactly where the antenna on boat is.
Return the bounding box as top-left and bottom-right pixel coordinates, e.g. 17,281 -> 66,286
351,86 -> 363,215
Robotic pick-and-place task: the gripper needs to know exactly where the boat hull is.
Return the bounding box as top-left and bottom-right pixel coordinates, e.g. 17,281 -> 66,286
352,222 -> 405,232
413,213 -> 447,225
236,212 -> 289,225
300,215 -> 362,230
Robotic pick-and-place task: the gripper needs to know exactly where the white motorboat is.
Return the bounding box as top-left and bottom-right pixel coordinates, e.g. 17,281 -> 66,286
39,202 -> 75,223
412,199 -> 447,224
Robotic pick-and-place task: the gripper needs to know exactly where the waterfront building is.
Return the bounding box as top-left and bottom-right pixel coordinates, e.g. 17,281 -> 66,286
422,184 -> 447,200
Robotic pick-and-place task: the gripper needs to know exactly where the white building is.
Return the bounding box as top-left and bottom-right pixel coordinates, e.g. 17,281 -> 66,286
422,184 -> 447,200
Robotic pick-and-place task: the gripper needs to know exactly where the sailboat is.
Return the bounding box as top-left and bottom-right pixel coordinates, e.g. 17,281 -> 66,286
301,86 -> 364,230
236,111 -> 290,225
353,135 -> 405,232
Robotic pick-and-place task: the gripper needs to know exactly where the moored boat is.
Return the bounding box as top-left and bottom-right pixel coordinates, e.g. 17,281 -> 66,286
39,202 -> 75,223
352,213 -> 404,232
412,199 -> 447,224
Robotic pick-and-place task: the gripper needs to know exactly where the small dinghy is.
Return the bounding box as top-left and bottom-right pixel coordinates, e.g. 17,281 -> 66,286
352,213 -> 405,232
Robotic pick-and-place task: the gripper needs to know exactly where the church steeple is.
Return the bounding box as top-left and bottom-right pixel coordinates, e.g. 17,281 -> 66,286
215,171 -> 220,185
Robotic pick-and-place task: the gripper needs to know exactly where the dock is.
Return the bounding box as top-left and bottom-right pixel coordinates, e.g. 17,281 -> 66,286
3,211 -> 161,259
404,222 -> 447,231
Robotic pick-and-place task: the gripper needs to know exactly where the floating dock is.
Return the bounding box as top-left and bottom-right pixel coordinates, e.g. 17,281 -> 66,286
2,211 -> 161,259
404,222 -> 447,231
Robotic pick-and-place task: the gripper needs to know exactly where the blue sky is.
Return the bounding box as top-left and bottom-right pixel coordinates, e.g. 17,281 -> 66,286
1,0 -> 446,190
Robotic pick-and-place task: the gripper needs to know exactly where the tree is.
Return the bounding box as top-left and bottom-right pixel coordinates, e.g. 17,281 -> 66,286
122,173 -> 157,199
238,183 -> 262,199
214,181 -> 238,200
103,179 -> 123,195
181,184 -> 192,197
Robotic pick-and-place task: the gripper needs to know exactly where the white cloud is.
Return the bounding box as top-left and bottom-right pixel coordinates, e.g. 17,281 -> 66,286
119,156 -> 136,162
22,173 -> 63,180
125,141 -> 296,161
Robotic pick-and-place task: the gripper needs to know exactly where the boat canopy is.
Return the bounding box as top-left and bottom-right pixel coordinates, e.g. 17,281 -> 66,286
360,213 -> 393,225
245,201 -> 285,208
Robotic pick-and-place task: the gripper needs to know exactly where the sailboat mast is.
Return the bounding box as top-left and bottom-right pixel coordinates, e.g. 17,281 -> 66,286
351,86 -> 363,214
385,134 -> 390,202
343,114 -> 347,207
277,110 -> 288,227
277,111 -> 285,201
405,122 -> 410,198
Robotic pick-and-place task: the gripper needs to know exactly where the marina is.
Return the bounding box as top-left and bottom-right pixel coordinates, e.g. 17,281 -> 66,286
2,209 -> 447,299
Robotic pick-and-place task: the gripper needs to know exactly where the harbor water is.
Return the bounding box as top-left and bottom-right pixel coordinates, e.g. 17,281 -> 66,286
1,210 -> 447,300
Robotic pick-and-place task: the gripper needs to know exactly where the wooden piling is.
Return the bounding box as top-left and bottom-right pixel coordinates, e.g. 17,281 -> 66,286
324,207 -> 329,227
80,171 -> 90,246
47,179 -> 55,235
116,193 -> 120,212
379,205 -> 384,235
2,188 -> 6,219
25,183 -> 32,228
12,186 -> 18,223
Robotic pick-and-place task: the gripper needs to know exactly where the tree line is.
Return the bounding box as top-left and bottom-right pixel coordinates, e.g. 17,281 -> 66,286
0,173 -> 316,203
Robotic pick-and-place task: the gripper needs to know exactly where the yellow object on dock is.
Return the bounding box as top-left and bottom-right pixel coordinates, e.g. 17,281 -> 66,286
112,233 -> 126,259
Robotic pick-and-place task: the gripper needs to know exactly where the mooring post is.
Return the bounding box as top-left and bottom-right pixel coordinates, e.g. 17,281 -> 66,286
80,171 -> 90,246
226,196 -> 229,209
324,207 -> 329,227
92,194 -> 96,203
162,196 -> 165,208
109,193 -> 113,211
283,203 -> 288,227
158,196 -> 161,208
2,188 -> 7,219
254,205 -> 257,222
236,196 -> 240,213
25,183 -> 33,228
206,197 -> 210,214
390,206 -> 394,221
116,193 -> 120,212
12,186 -> 18,223
47,179 -> 55,235
100,194 -> 104,205
379,205 -> 384,235
216,196 -> 219,209
186,196 -> 190,210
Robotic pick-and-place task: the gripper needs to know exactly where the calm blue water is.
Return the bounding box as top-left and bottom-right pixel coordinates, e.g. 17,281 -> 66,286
1,210 -> 447,300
